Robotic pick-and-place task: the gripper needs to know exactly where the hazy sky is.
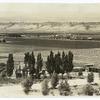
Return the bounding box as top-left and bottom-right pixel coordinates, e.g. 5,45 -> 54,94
0,3 -> 100,22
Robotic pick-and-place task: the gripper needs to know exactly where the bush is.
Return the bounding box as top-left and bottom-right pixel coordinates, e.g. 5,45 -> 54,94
0,77 -> 22,84
78,70 -> 83,76
58,80 -> 71,96
1,71 -> 6,78
51,72 -> 58,89
22,77 -> 33,94
87,72 -> 94,83
41,78 -> 49,96
99,72 -> 100,79
94,89 -> 100,95
83,84 -> 94,96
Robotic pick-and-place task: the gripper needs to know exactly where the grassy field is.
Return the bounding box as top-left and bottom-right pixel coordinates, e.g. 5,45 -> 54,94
5,37 -> 100,48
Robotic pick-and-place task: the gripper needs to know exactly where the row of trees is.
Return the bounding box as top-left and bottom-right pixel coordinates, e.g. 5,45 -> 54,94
46,51 -> 74,74
24,52 -> 43,77
6,50 -> 74,78
24,50 -> 74,77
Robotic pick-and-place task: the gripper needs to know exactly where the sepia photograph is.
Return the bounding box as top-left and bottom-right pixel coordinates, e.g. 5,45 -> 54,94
0,0 -> 100,97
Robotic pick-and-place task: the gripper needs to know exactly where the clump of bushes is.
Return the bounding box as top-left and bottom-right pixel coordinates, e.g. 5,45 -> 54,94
83,84 -> 94,96
22,77 -> 33,95
41,78 -> 49,96
0,73 -> 22,84
94,89 -> 100,95
58,80 -> 71,96
87,72 -> 94,83
51,72 -> 58,89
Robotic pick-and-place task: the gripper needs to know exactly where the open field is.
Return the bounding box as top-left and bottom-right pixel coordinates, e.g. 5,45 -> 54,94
4,37 -> 100,49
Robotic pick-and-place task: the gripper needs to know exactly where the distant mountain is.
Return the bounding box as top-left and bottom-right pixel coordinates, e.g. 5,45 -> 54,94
0,22 -> 100,34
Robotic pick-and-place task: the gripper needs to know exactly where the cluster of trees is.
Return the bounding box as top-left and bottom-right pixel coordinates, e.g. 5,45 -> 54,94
23,50 -> 74,78
46,51 -> 74,74
5,50 -> 74,79
24,52 -> 43,77
24,52 -> 35,76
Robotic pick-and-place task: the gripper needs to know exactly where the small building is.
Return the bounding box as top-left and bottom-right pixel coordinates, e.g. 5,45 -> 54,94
84,64 -> 100,72
84,63 -> 94,72
73,66 -> 85,72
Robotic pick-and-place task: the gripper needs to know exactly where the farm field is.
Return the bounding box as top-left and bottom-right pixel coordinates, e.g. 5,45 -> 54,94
0,43 -> 100,66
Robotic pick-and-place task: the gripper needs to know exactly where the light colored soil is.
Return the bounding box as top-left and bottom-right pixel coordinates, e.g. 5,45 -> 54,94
0,72 -> 99,97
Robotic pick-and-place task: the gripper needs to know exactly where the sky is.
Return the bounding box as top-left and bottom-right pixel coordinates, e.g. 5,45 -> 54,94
0,3 -> 100,22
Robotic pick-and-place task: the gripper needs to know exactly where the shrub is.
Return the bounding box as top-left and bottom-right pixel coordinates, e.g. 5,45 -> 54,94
83,84 -> 94,96
94,89 -> 100,95
41,78 -> 49,96
22,77 -> 33,94
99,72 -> 100,79
1,71 -> 6,78
58,80 -> 71,96
78,70 -> 83,76
87,72 -> 94,83
0,77 -> 22,84
51,72 -> 58,89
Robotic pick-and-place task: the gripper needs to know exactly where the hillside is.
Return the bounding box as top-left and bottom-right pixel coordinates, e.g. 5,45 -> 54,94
0,22 -> 100,34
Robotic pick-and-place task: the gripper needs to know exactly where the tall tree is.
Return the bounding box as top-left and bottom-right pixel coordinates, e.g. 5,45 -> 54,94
49,51 -> 55,73
61,51 -> 66,74
7,53 -> 14,77
46,56 -> 51,74
54,52 -> 62,74
46,51 -> 55,74
28,54 -> 32,68
31,51 -> 35,68
29,52 -> 36,76
64,54 -> 69,73
67,51 -> 74,72
36,53 -> 43,74
62,51 -> 65,61
24,52 -> 30,67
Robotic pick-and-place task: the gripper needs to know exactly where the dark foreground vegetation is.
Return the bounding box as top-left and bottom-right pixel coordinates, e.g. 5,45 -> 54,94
1,50 -> 73,79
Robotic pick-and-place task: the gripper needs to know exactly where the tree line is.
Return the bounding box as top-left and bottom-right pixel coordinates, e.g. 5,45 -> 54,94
46,51 -> 73,74
6,50 -> 74,78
